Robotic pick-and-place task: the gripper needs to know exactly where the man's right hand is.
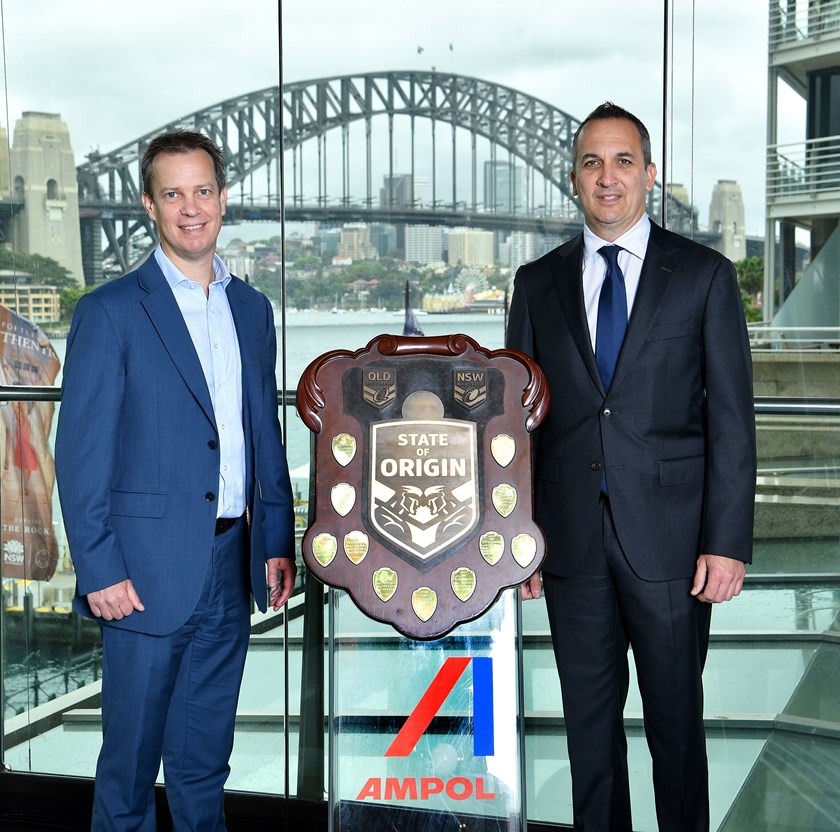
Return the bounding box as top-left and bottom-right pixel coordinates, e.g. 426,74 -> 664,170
520,571 -> 543,600
86,579 -> 145,620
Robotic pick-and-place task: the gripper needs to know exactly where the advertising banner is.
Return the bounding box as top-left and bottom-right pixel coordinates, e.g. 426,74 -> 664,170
0,306 -> 61,581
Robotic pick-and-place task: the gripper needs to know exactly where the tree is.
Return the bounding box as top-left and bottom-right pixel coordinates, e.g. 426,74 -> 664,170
0,249 -> 78,290
734,257 -> 763,297
60,287 -> 93,323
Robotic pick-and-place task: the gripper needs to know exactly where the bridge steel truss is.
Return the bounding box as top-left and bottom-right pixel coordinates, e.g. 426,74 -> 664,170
75,71 -> 696,282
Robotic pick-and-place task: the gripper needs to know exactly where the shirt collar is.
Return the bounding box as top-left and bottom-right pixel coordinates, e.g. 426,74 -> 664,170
154,245 -> 232,290
582,213 -> 651,267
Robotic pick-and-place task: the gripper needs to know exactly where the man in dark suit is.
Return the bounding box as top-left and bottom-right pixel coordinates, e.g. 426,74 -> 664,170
507,103 -> 756,831
55,130 -> 296,831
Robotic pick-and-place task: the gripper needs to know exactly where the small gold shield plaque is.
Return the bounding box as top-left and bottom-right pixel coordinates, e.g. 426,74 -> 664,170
373,567 -> 398,602
331,433 -> 357,467
511,533 -> 537,568
343,530 -> 369,565
312,533 -> 337,567
450,567 -> 476,602
479,531 -> 505,566
490,434 -> 516,468
330,483 -> 356,517
492,484 -> 517,518
412,586 -> 437,621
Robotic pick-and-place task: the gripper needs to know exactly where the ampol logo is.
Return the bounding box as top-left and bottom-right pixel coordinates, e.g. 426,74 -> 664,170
356,656 -> 496,802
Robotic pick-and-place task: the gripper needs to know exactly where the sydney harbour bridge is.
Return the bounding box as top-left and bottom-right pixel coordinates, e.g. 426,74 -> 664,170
74,71 -> 705,282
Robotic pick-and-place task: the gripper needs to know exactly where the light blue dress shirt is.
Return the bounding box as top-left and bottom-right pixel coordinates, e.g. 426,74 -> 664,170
155,246 -> 246,519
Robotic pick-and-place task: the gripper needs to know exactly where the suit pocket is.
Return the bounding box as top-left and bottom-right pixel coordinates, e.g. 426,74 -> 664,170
535,455 -> 563,483
647,319 -> 695,341
658,456 -> 704,487
110,490 -> 166,518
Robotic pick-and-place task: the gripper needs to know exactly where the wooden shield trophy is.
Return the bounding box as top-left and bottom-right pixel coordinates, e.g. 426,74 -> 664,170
297,333 -> 549,640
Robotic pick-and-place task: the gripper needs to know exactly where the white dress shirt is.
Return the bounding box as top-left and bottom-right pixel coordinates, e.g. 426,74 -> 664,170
582,214 -> 652,352
155,247 -> 246,519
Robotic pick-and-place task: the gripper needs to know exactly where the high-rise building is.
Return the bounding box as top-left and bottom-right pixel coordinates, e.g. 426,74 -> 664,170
369,224 -> 397,257
339,224 -> 377,261
484,160 -> 527,213
405,225 -> 445,264
709,180 -> 746,263
448,229 -> 495,267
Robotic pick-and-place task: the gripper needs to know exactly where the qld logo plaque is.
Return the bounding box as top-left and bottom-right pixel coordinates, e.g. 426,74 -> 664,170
297,333 -> 549,640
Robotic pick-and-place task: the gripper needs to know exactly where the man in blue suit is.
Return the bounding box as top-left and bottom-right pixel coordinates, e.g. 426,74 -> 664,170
55,130 -> 297,831
507,104 -> 756,830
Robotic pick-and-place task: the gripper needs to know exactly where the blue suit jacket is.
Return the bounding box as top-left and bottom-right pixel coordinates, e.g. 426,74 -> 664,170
55,256 -> 295,635
507,222 -> 756,580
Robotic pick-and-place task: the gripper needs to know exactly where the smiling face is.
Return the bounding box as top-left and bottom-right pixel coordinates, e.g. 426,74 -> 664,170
570,117 -> 656,242
142,148 -> 227,281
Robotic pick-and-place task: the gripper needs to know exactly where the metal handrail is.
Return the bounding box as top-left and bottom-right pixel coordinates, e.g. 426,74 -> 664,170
766,134 -> 840,199
747,324 -> 840,351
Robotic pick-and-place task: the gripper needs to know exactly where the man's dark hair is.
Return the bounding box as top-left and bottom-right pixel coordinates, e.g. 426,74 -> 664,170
141,130 -> 226,197
572,102 -> 652,170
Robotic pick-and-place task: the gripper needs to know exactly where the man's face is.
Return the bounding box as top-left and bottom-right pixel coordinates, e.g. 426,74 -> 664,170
142,148 -> 227,268
570,118 -> 656,241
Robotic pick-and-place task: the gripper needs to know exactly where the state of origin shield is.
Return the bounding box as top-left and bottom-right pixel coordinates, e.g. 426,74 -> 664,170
370,393 -> 478,562
297,333 -> 549,640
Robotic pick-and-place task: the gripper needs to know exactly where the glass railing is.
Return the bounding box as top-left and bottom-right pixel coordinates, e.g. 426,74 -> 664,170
2,388 -> 839,829
769,0 -> 840,48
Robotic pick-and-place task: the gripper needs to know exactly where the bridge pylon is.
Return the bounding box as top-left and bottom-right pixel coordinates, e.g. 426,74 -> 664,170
9,112 -> 84,285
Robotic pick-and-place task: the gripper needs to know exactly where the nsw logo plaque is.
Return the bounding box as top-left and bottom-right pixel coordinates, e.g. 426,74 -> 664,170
297,333 -> 549,639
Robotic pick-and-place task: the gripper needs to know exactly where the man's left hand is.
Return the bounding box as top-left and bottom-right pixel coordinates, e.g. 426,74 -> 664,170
267,557 -> 297,610
691,554 -> 745,603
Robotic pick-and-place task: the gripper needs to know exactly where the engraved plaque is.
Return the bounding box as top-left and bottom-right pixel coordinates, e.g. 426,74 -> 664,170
373,567 -> 398,602
332,433 -> 357,466
344,530 -> 369,564
479,531 -> 505,566
453,368 -> 487,409
451,567 -> 476,602
331,483 -> 356,517
511,533 -> 537,568
492,484 -> 517,518
312,533 -> 337,567
412,587 -> 437,621
298,333 -> 549,639
491,434 -> 516,468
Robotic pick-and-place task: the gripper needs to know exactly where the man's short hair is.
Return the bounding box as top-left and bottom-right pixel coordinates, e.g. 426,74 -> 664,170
572,102 -> 652,170
141,130 -> 226,197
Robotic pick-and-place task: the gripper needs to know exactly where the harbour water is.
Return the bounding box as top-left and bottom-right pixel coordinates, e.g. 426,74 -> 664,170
275,309 -> 507,475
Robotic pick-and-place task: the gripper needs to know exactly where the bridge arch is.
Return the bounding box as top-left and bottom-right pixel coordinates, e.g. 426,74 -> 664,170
76,71 -> 689,279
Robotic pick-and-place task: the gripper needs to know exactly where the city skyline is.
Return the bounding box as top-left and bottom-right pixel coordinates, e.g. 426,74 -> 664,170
0,0 -> 780,236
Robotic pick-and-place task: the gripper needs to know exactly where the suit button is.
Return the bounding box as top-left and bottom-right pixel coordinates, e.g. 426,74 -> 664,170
205,492 -> 216,502
603,408 -> 612,418
590,461 -> 602,471
207,440 -> 218,450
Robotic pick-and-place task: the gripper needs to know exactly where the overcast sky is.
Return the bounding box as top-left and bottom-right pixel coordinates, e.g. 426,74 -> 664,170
1,0 -> 786,236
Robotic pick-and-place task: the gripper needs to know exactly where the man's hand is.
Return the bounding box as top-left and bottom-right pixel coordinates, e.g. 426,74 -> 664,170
520,571 -> 543,600
86,579 -> 145,620
267,557 -> 297,611
691,555 -> 745,603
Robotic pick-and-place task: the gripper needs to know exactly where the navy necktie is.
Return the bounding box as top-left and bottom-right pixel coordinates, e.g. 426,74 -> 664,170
595,245 -> 628,392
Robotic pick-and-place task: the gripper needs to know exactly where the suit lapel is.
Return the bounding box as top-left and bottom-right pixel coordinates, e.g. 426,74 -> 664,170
138,258 -> 217,428
226,278 -> 262,441
551,236 -> 605,394
610,223 -> 678,392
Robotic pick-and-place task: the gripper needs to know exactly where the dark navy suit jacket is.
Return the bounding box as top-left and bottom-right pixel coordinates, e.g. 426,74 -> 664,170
56,255 -> 295,635
507,221 -> 756,579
